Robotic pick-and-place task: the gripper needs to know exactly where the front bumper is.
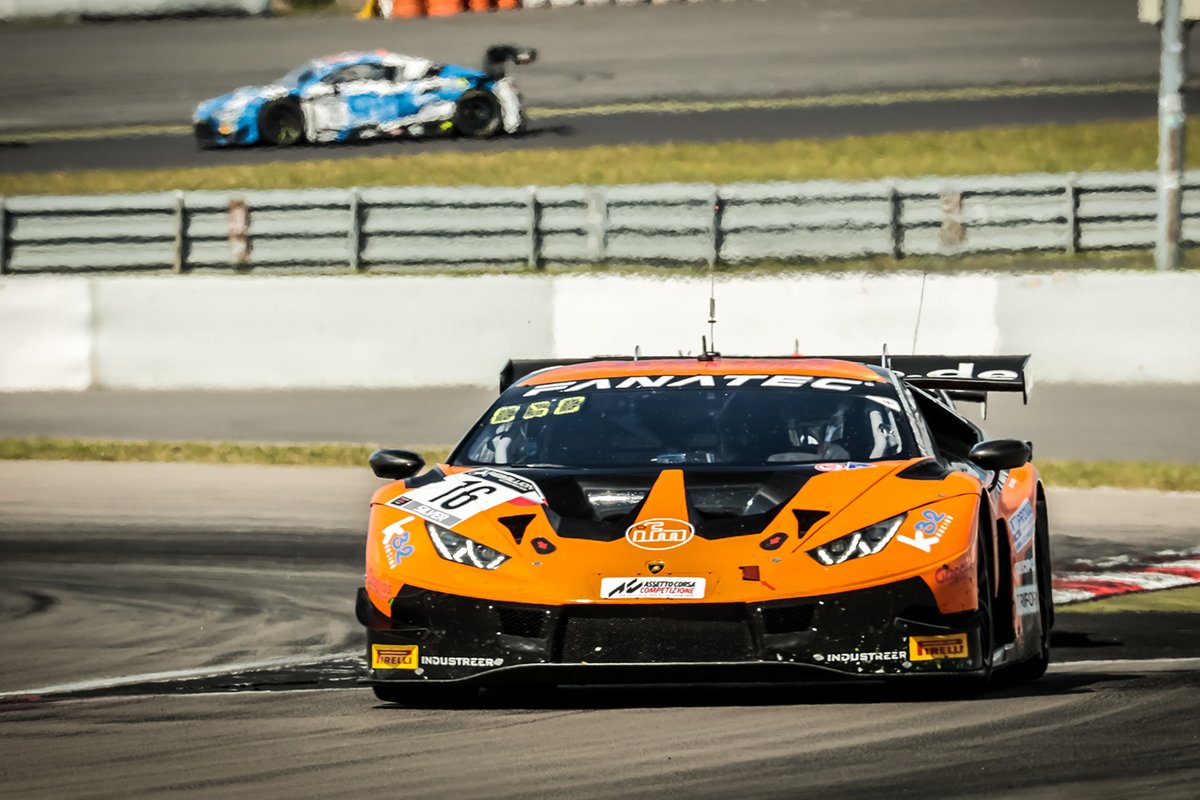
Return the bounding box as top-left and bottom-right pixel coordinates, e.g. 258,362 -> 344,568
358,578 -> 986,685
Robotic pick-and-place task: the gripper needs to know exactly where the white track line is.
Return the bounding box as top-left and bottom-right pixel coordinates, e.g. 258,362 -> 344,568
0,650 -> 360,699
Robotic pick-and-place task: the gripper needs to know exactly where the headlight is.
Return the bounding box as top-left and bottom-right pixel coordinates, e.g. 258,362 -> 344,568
426,521 -> 510,570
807,514 -> 905,566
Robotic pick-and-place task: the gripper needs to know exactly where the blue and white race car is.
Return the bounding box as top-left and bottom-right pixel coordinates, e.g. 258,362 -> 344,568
193,45 -> 536,148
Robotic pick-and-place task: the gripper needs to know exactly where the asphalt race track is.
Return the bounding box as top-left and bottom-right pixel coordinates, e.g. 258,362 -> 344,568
0,86 -> 1185,174
1,461 -> 1199,798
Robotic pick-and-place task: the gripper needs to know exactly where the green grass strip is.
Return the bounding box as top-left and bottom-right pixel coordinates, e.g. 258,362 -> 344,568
0,437 -> 450,469
1057,585 -> 1200,614
1,117 -> 1191,196
1,437 -> 1197,491
1036,460 -> 1200,492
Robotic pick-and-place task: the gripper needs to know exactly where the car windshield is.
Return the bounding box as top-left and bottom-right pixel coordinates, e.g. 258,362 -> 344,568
277,62 -> 317,89
452,375 -> 920,469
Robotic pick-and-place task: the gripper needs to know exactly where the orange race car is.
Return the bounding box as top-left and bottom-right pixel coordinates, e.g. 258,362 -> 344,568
356,353 -> 1052,702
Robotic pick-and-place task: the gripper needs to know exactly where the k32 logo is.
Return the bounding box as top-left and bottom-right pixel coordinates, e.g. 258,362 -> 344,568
896,509 -> 954,553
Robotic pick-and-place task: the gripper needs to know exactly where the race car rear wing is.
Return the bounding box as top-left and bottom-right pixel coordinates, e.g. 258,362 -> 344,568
828,355 -> 1032,404
500,354 -> 1031,403
483,45 -> 537,80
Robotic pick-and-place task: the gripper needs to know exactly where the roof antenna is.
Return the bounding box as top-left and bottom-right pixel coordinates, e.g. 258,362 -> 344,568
633,345 -> 641,362
910,271 -> 928,354
699,275 -> 720,361
881,342 -> 891,369
707,268 -> 718,354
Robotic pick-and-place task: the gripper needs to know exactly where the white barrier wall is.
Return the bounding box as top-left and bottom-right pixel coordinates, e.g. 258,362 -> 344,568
1,271 -> 1197,390
551,275 -> 998,357
995,272 -> 1200,384
91,276 -> 555,389
0,279 -> 92,391
0,0 -> 268,19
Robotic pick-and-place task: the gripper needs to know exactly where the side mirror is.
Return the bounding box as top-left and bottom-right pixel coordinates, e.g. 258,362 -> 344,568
369,448 -> 425,480
968,439 -> 1031,472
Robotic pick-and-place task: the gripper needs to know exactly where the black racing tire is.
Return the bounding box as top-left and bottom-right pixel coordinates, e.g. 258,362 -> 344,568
998,497 -> 1053,686
453,89 -> 503,139
944,523 -> 996,697
372,683 -> 479,707
258,100 -> 306,147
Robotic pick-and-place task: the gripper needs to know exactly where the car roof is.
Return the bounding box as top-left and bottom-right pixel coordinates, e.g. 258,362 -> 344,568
518,357 -> 890,386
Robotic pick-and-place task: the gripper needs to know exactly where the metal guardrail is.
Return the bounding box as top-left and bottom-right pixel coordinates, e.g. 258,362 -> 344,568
1,171 -> 1196,274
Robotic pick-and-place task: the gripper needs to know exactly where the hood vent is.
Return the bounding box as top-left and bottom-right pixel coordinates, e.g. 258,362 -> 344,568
533,471 -> 816,541
792,509 -> 830,539
498,514 -> 535,545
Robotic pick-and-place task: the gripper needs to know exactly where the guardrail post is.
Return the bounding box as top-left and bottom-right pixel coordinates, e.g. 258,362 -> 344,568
1064,175 -> 1080,254
228,196 -> 252,267
0,197 -> 9,275
709,187 -> 723,268
348,188 -> 363,272
527,187 -> 543,270
587,188 -> 608,263
888,183 -> 905,260
939,189 -> 966,252
172,191 -> 188,274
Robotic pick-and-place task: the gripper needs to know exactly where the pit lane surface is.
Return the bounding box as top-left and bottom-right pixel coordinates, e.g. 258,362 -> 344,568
1,460 -> 1198,798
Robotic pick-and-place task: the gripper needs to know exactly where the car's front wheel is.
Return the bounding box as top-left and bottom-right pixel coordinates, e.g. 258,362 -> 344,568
258,100 -> 306,147
998,497 -> 1053,685
453,89 -> 503,138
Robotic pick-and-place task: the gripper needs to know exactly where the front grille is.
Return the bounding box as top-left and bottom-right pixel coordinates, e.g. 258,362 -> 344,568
761,602 -> 815,634
498,607 -> 548,638
558,604 -> 754,663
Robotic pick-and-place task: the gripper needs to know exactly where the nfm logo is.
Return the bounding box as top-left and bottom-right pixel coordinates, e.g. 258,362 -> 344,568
625,518 -> 694,551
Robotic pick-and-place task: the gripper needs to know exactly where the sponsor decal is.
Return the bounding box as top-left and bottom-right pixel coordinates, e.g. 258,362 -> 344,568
814,650 -> 906,664
814,462 -> 877,472
1016,585 -> 1041,617
601,577 -> 706,599
890,361 -> 1020,384
908,633 -> 969,661
1010,498 -> 1035,553
896,509 -> 954,553
1015,556 -> 1035,578
489,396 -> 585,424
421,655 -> 505,668
381,517 -> 416,569
372,644 -> 419,670
626,518 -> 695,551
386,468 -> 544,528
935,558 -> 972,584
522,375 -> 875,397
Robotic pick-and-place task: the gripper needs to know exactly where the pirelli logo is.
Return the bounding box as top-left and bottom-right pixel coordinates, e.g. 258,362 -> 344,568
371,644 -> 419,670
908,633 -> 969,661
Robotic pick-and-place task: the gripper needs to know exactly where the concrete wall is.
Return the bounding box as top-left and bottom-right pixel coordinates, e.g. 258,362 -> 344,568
0,0 -> 268,19
1,271 -> 1196,390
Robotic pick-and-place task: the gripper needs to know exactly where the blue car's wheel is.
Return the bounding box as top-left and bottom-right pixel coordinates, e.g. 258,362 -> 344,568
258,100 -> 305,147
453,89 -> 502,138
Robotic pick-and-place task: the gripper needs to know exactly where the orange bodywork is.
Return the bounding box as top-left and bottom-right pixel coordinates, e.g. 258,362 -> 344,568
363,359 -> 1039,621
